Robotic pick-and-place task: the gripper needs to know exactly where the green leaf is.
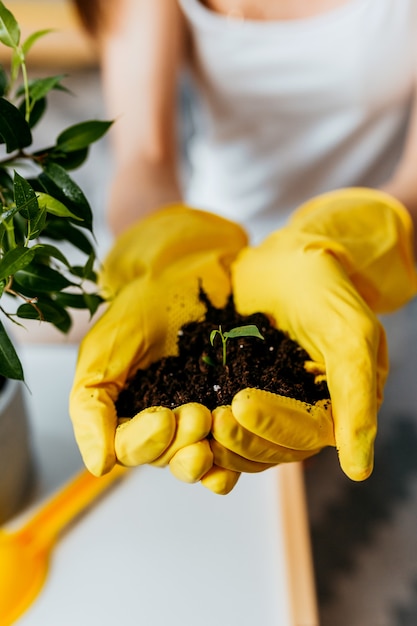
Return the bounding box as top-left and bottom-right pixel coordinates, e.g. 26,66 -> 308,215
85,250 -> 95,276
201,355 -> 216,367
55,291 -> 104,316
13,262 -> 74,295
0,246 -> 35,280
22,28 -> 53,56
0,1 -> 20,48
17,296 -> 71,333
54,291 -> 94,308
11,212 -> 26,246
0,204 -> 19,226
70,264 -> 98,282
32,243 -> 70,267
224,325 -> 264,341
20,96 -> 46,129
10,47 -> 23,83
39,164 -> 93,230
209,324 -> 264,367
14,172 -> 39,219
83,292 -> 104,316
0,64 -> 8,96
42,219 -> 94,255
52,292 -> 86,309
27,75 -> 66,105
44,146 -> 89,171
56,120 -> 112,153
36,192 -> 81,220
0,97 -> 32,152
0,319 -> 23,380
26,205 -> 47,240
209,329 -> 220,346
0,167 -> 13,193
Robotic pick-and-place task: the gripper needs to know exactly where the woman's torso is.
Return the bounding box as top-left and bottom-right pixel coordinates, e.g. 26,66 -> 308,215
178,0 -> 417,242
200,0 -> 357,21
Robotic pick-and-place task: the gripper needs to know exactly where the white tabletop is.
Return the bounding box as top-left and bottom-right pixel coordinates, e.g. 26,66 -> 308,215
9,344 -> 318,626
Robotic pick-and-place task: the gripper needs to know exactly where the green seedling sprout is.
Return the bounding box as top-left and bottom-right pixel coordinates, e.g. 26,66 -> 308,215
209,324 -> 264,366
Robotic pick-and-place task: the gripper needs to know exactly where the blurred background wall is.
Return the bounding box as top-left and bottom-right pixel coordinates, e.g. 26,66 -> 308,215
0,0 -> 97,68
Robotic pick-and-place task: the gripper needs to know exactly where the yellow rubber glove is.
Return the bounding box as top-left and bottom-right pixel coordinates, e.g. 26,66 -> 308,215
225,188 -> 417,482
69,204 -> 247,495
209,393 -> 334,475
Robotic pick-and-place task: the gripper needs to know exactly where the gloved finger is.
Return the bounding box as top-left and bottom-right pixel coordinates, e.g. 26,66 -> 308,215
152,403 -> 212,466
100,204 -> 248,296
376,323 -> 389,408
200,465 -> 241,495
290,188 -> 417,313
117,403 -> 213,484
70,385 -> 118,476
169,440 -> 213,483
324,315 -> 388,481
115,407 -> 176,466
212,405 -> 325,466
70,284 -> 153,475
234,248 -> 383,481
231,389 -> 335,450
70,274 -> 207,476
210,438 -> 277,473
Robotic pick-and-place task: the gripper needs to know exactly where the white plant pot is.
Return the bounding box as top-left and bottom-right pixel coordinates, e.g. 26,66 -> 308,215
0,378 -> 35,524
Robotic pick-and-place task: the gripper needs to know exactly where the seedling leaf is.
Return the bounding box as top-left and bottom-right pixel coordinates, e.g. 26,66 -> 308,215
209,323 -> 264,366
224,324 -> 264,341
209,328 -> 219,346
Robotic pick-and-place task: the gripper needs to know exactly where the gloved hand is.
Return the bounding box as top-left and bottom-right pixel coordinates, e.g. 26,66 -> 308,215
69,204 -> 248,494
220,188 -> 417,482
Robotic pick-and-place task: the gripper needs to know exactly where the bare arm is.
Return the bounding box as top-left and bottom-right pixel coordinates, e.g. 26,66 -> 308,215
380,84 -> 417,253
77,0 -> 186,235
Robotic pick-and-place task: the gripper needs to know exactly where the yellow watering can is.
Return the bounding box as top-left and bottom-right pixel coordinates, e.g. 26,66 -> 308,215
0,464 -> 127,625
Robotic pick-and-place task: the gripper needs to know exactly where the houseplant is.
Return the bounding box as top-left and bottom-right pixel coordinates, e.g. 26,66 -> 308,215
0,1 -> 108,522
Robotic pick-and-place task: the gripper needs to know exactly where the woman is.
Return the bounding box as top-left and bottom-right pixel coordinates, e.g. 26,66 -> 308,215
72,0 -> 417,243
69,0 -> 417,492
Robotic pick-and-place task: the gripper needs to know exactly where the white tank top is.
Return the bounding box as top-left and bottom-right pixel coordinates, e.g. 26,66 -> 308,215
178,0 -> 417,242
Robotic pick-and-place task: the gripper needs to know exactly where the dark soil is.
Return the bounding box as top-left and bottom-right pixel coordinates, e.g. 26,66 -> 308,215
115,288 -> 330,417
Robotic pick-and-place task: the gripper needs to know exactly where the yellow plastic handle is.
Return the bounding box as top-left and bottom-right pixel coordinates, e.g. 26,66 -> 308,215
20,464 -> 128,551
